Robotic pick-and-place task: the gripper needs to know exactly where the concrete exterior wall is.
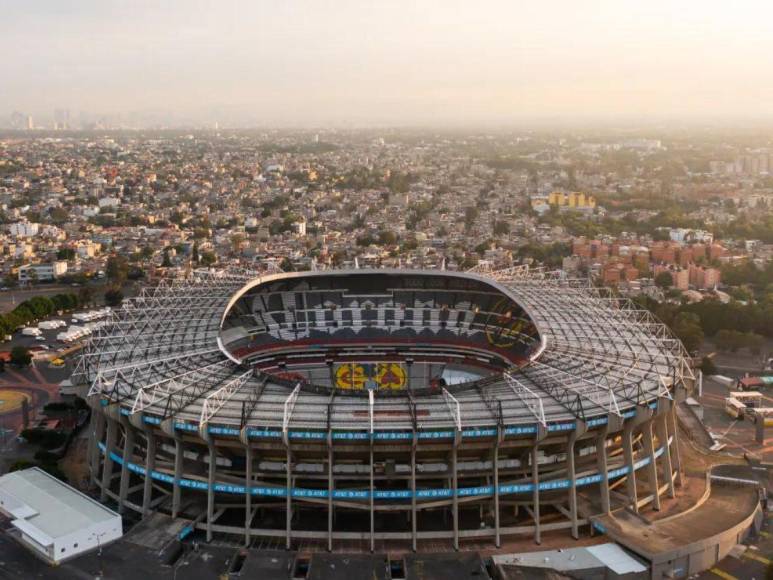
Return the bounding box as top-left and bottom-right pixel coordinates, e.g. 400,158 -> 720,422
18,531 -> 53,561
88,400 -> 682,550
649,499 -> 763,579
52,517 -> 123,564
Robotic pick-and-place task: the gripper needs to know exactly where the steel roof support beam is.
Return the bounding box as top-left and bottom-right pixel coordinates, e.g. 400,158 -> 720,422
240,376 -> 268,429
442,388 -> 462,432
282,383 -> 301,442
130,360 -> 232,414
199,370 -> 254,431
503,371 -> 547,427
528,360 -> 623,417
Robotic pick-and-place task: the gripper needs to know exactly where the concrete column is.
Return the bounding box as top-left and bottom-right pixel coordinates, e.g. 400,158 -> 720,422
100,417 -> 118,501
88,410 -> 106,485
532,444 -> 541,545
643,420 -> 660,511
451,441 -> 459,551
369,444 -> 375,553
655,414 -> 675,498
756,416 -> 765,444
285,444 -> 292,550
595,427 -> 610,514
142,431 -> 156,516
206,442 -> 215,542
622,422 -> 638,512
244,443 -> 252,547
327,437 -> 333,552
118,425 -> 135,513
567,432 -> 579,539
411,437 -> 417,552
172,437 -> 183,518
493,433 -> 501,548
668,406 -> 683,487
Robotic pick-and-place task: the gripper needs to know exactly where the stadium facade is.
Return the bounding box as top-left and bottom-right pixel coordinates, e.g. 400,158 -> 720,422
74,267 -> 694,550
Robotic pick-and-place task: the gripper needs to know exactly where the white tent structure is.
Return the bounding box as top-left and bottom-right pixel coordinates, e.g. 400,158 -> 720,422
0,467 -> 122,564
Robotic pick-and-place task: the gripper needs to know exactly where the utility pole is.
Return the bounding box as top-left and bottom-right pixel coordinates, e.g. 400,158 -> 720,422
93,531 -> 107,579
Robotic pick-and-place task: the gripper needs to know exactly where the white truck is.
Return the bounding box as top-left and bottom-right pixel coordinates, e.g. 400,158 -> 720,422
712,375 -> 736,389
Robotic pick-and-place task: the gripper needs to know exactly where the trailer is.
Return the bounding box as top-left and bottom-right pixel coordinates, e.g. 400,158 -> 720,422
729,391 -> 763,408
739,376 -> 773,391
725,397 -> 746,419
713,375 -> 736,388
745,406 -> 773,427
56,325 -> 91,343
38,320 -> 66,330
71,307 -> 111,323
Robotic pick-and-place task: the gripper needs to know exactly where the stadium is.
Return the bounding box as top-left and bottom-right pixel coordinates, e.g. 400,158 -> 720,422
74,266 -> 694,551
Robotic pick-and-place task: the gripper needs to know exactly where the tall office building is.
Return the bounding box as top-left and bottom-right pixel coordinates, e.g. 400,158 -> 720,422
54,108 -> 71,130
9,111 -> 25,130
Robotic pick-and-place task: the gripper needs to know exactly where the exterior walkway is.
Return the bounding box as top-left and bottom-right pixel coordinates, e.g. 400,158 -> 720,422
594,466 -> 763,578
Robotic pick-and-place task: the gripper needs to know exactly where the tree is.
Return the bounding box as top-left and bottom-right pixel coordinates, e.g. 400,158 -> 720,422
162,248 -> 173,268
10,346 -> 31,367
104,288 -> 124,307
192,241 -> 200,265
9,460 -> 36,472
56,247 -> 76,260
377,230 -> 398,246
671,312 -> 703,354
49,207 -> 69,225
464,206 -> 479,229
356,234 -> 376,247
474,240 -> 492,256
230,233 -> 245,254
654,272 -> 673,289
77,286 -> 93,307
199,252 -> 216,267
699,356 -> 717,376
127,266 -> 145,281
106,255 -> 129,285
28,296 -> 55,318
714,329 -> 745,352
493,220 -> 510,236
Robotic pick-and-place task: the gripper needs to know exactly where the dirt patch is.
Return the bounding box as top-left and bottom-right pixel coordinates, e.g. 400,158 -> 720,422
60,434 -> 90,490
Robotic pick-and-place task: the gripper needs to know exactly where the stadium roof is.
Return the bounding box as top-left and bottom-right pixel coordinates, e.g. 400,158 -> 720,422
74,266 -> 693,435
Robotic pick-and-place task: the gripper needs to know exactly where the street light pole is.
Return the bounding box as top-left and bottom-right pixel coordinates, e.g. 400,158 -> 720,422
93,531 -> 107,579
173,556 -> 190,580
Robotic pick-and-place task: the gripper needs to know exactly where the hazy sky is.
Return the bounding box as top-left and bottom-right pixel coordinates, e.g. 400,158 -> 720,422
2,0 -> 773,126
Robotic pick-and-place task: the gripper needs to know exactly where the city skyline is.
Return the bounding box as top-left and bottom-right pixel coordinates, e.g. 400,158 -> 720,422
3,0 -> 773,127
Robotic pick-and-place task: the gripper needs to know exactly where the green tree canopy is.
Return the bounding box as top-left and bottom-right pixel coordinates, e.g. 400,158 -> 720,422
10,346 -> 31,367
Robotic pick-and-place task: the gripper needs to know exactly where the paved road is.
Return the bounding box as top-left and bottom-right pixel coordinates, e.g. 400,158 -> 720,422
698,377 -> 773,461
0,362 -> 72,473
699,514 -> 773,579
0,285 -> 104,315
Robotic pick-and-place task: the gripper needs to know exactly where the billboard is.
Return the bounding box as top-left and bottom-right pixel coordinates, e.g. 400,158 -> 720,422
334,362 -> 407,391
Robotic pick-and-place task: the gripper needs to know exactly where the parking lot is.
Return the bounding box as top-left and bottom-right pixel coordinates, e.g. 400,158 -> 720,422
698,376 -> 773,462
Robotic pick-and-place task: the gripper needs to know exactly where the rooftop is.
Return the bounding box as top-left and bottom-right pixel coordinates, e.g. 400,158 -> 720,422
0,467 -> 120,544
